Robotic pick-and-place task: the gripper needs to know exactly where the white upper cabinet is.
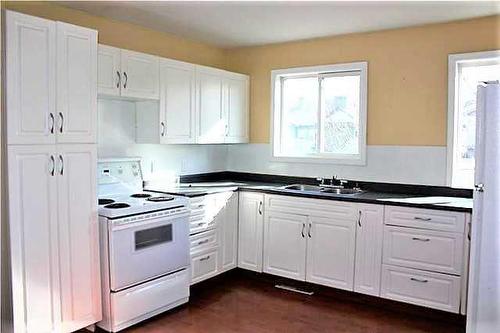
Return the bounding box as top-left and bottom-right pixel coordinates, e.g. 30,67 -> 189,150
159,59 -> 196,143
224,75 -> 249,143
56,22 -> 97,144
97,45 -> 159,100
6,11 -> 56,145
196,67 -> 226,143
97,44 -> 121,97
238,192 -> 264,272
354,204 -> 384,296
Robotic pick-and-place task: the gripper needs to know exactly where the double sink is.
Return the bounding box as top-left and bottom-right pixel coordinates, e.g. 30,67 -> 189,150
281,184 -> 364,195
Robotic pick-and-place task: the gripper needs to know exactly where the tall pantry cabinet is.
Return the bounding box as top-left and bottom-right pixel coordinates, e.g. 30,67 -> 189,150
5,11 -> 101,333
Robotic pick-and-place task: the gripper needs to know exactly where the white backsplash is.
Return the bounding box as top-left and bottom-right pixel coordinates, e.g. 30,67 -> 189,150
98,98 -> 448,186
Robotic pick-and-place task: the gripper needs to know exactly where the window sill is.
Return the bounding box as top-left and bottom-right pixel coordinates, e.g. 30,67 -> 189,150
271,154 -> 366,166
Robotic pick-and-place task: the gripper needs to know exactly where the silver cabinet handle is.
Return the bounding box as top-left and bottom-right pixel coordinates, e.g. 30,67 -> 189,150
116,71 -> 121,88
258,201 -> 263,215
410,277 -> 428,283
160,122 -> 165,136
123,72 -> 128,88
308,223 -> 312,238
225,124 -> 229,136
58,112 -> 64,133
474,183 -> 484,192
358,210 -> 362,227
49,155 -> 55,176
301,223 -> 305,238
59,155 -> 64,175
199,255 -> 210,262
414,217 -> 432,221
412,237 -> 430,242
49,113 -> 55,134
197,239 -> 209,246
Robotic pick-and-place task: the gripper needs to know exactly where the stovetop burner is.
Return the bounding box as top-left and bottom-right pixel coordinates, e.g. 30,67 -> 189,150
147,195 -> 175,202
130,193 -> 152,198
99,199 -> 115,205
104,203 -> 131,209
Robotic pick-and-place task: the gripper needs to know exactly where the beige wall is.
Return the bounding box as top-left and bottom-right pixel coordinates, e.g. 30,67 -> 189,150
3,1 -> 227,68
224,16 -> 500,145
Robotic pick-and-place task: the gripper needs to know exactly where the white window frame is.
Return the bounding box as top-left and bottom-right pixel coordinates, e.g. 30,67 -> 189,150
447,50 -> 500,188
270,62 -> 368,165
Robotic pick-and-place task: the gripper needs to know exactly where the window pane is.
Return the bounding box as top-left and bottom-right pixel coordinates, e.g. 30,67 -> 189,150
321,74 -> 360,154
281,77 -> 319,156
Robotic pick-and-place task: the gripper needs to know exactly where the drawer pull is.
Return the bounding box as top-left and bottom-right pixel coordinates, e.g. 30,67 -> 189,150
199,255 -> 211,262
412,237 -> 430,242
410,277 -> 428,283
197,222 -> 205,227
197,239 -> 210,245
414,217 -> 432,221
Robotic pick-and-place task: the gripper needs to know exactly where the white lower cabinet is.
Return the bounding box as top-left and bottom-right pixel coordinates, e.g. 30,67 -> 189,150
220,193 -> 239,272
191,249 -> 219,285
238,192 -> 264,272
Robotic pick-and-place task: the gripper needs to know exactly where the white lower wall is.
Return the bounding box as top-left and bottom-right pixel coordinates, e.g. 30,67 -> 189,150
227,143 -> 447,186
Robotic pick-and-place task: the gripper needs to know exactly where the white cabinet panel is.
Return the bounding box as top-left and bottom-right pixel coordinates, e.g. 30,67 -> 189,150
354,204 -> 384,296
121,49 -> 159,99
384,206 -> 466,233
306,216 -> 356,290
97,44 -> 121,96
57,145 -> 101,332
196,69 -> 225,143
220,193 -> 239,272
191,249 -> 219,285
238,192 -> 264,272
56,22 -> 97,144
7,145 -> 60,333
6,11 -> 56,145
225,76 -> 249,143
264,211 -> 307,281
159,59 -> 196,143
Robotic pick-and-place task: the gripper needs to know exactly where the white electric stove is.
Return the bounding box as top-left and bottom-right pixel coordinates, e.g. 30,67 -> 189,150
97,158 -> 190,332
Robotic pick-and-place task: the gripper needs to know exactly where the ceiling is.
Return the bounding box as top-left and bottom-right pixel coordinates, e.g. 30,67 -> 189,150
58,1 -> 500,48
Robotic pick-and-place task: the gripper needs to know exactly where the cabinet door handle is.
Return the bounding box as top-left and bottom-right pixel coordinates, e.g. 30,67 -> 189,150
411,237 -> 430,242
358,210 -> 362,227
160,122 -> 165,136
123,72 -> 128,88
116,71 -> 121,88
59,155 -> 64,175
410,277 -> 428,283
49,155 -> 55,176
58,112 -> 64,133
199,255 -> 211,262
258,201 -> 262,215
301,223 -> 305,238
414,217 -> 432,221
308,223 -> 312,238
49,113 -> 55,134
225,124 -> 229,136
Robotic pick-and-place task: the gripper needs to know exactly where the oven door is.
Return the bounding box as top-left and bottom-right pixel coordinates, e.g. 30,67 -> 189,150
108,212 -> 190,291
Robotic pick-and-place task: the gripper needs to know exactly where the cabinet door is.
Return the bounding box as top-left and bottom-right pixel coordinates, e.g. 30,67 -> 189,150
238,192 -> 264,272
56,22 -> 97,144
6,11 -> 56,145
264,211 -> 307,281
354,204 -> 384,296
97,44 -> 121,96
7,145 -> 60,333
306,215 -> 356,290
225,76 -> 249,143
159,60 -> 196,143
220,193 -> 239,272
196,69 -> 225,143
57,145 -> 101,332
120,49 -> 159,99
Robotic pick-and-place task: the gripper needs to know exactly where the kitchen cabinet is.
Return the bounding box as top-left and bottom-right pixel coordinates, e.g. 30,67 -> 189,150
220,193 -> 239,272
263,211 -> 307,280
238,192 -> 264,272
224,75 -> 250,143
98,44 -> 160,100
354,204 -> 384,296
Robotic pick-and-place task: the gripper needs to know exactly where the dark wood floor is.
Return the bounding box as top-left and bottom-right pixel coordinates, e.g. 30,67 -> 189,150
97,270 -> 465,333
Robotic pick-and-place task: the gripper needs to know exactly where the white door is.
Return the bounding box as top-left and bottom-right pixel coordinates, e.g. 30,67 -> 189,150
263,211 -> 307,281
120,49 -> 159,99
56,145 -> 101,332
159,59 -> 196,143
6,11 -> 56,145
97,44 -> 121,96
56,22 -> 97,144
7,145 -> 61,333
306,215 -> 356,290
354,204 -> 384,296
221,193 -> 239,272
225,76 -> 249,143
196,68 -> 225,143
238,192 -> 264,272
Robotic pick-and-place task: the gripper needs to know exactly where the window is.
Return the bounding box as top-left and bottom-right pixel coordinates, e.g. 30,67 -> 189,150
271,62 -> 367,165
447,51 -> 500,188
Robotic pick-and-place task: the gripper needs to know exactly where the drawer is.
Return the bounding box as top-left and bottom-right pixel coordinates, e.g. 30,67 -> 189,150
381,265 -> 460,313
191,249 -> 219,285
265,194 -> 356,219
190,229 -> 218,254
383,226 -> 463,275
384,206 -> 466,233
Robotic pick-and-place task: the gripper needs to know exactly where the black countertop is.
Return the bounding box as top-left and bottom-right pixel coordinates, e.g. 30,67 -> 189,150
145,179 -> 473,213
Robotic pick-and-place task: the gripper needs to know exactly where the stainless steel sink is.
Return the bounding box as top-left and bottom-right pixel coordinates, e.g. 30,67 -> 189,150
320,187 -> 364,195
282,184 -> 323,191
281,184 -> 364,195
